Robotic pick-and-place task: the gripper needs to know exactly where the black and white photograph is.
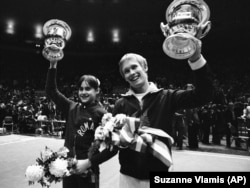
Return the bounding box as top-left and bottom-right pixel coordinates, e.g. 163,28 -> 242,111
0,0 -> 250,188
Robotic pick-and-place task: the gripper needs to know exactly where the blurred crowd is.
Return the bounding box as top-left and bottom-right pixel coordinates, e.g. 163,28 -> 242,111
0,73 -> 250,149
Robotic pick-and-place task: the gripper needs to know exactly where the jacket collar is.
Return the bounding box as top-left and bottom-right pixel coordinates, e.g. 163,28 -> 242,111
79,101 -> 100,109
122,82 -> 162,97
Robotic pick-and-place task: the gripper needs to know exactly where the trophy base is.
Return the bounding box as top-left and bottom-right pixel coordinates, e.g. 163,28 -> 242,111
162,33 -> 197,60
42,47 -> 64,62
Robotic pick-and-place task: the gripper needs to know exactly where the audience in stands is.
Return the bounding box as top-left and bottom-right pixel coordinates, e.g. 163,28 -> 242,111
0,72 -> 249,149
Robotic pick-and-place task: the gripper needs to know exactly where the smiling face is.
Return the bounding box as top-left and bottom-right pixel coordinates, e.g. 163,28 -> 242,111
78,81 -> 99,105
121,58 -> 149,93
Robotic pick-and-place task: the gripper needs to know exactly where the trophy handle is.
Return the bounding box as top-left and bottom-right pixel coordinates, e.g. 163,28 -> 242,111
199,21 -> 211,39
160,22 -> 170,37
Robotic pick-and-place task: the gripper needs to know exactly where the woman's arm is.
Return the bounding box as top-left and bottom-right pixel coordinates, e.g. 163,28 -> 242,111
45,61 -> 71,115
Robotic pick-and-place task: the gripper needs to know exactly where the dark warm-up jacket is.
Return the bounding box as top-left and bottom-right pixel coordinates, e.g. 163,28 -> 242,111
113,63 -> 213,179
45,68 -> 117,174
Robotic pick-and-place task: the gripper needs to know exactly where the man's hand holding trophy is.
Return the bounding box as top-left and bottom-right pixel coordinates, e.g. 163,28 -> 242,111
42,19 -> 72,62
160,0 -> 211,60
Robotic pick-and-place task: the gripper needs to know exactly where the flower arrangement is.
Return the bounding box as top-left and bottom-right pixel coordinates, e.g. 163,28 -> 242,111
88,112 -> 174,168
88,113 -> 116,158
25,146 -> 77,188
88,113 -> 139,158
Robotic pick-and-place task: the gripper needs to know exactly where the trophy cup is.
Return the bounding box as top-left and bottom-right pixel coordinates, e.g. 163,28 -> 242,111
160,0 -> 211,59
42,19 -> 72,61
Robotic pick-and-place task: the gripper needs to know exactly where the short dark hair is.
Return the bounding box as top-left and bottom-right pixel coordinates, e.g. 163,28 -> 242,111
77,75 -> 100,90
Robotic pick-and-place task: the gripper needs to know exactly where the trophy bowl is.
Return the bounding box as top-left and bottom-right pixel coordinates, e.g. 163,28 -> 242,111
42,19 -> 72,61
160,0 -> 211,59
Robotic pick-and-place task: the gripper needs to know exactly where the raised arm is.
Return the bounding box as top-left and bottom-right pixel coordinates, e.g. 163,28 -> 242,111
172,39 -> 213,110
45,61 -> 71,115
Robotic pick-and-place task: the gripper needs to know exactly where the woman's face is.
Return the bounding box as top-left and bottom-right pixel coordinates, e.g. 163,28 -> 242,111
121,59 -> 148,91
78,81 -> 99,104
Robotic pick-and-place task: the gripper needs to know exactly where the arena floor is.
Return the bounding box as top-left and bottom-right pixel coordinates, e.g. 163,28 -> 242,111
0,134 -> 249,188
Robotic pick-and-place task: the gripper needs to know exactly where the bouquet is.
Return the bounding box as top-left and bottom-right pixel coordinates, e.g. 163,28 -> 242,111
25,146 -> 77,188
88,113 -> 116,158
88,113 -> 139,158
88,112 -> 174,168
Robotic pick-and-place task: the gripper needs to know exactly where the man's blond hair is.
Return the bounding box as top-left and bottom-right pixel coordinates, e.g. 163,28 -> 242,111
118,53 -> 148,77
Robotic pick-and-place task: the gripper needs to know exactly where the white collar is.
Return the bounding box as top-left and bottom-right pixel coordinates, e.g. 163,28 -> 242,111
123,82 -> 161,97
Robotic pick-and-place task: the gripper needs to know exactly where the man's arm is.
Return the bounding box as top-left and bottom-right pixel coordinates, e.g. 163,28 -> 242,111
172,39 -> 213,110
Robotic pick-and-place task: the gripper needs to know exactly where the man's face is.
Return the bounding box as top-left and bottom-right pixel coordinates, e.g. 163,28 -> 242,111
78,81 -> 98,104
121,59 -> 148,90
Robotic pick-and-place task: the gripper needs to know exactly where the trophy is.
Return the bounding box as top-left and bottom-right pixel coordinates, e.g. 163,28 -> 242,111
160,0 -> 211,59
42,19 -> 72,61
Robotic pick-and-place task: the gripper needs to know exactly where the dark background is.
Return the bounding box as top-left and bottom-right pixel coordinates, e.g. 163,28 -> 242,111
0,0 -> 249,88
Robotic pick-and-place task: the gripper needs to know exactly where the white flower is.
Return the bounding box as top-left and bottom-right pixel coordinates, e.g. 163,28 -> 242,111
56,147 -> 69,158
49,158 -> 69,177
94,126 -> 105,140
42,147 -> 53,161
101,113 -> 113,125
104,121 -> 114,132
25,165 -> 44,182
